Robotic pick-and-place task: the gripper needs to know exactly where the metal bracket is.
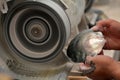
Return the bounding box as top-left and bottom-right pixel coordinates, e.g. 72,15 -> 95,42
0,0 -> 8,14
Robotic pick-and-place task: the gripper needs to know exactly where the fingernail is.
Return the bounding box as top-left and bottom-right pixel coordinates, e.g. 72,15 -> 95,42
91,26 -> 99,31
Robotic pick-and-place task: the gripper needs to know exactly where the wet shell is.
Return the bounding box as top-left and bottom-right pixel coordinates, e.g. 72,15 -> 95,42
67,30 -> 106,62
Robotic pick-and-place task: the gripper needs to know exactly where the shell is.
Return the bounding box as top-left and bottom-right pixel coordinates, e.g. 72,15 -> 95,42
67,30 -> 106,62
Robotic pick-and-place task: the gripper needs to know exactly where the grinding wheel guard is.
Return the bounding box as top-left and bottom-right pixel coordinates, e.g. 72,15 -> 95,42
0,0 -> 86,80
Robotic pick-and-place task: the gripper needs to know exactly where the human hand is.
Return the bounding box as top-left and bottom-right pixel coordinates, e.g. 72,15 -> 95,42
91,19 -> 120,50
80,55 -> 118,80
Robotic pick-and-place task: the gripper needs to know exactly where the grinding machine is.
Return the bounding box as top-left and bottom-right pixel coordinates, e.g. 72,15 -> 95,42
0,0 -> 90,80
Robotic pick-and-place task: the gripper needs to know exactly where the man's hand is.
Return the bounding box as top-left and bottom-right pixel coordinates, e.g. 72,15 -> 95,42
91,19 -> 120,50
80,19 -> 120,80
80,55 -> 120,80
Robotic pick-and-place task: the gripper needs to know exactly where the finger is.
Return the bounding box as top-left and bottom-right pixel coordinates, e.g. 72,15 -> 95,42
79,63 -> 91,70
91,23 -> 107,32
92,19 -> 112,32
103,39 -> 110,50
96,19 -> 112,28
98,50 -> 104,55
85,56 -> 93,64
91,26 -> 100,31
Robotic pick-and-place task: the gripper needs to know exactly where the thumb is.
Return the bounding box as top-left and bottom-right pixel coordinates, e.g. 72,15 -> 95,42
91,26 -> 100,31
86,56 -> 93,64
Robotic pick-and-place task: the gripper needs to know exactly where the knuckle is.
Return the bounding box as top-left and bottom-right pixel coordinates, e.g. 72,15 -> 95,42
107,19 -> 114,23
